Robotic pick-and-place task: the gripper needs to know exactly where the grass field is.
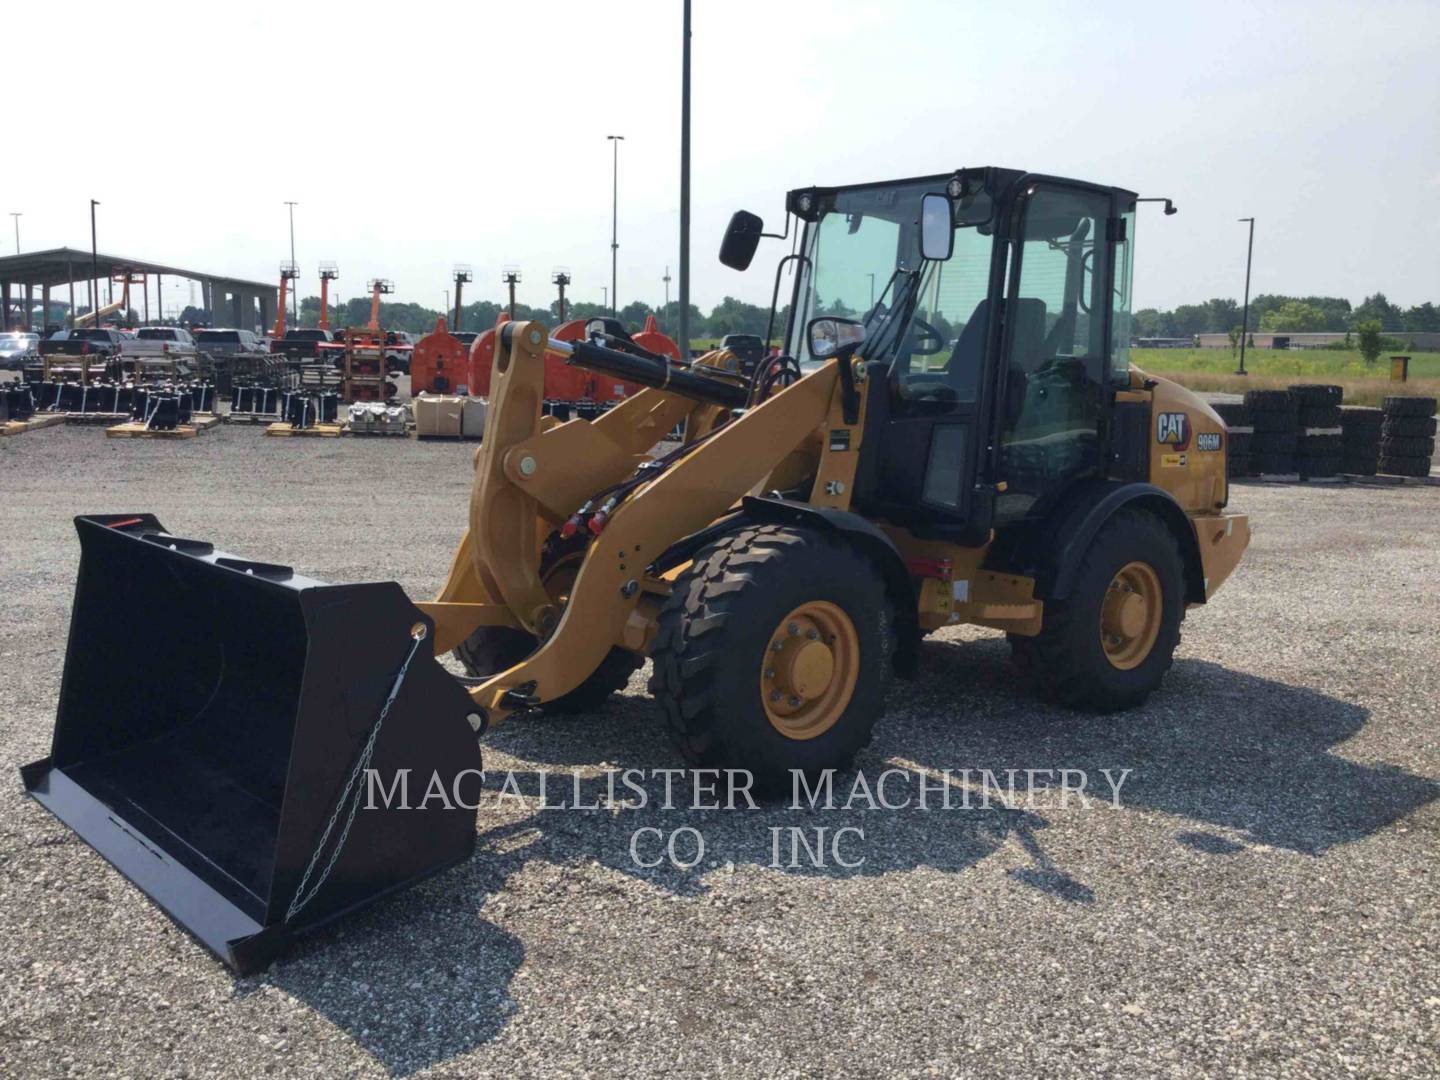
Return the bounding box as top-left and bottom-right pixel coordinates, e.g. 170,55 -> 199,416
1132,348 -> 1440,407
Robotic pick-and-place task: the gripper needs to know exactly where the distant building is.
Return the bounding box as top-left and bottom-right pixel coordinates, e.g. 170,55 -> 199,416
1195,330 -> 1440,350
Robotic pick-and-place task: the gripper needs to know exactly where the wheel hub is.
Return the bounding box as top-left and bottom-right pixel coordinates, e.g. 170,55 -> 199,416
761,602 -> 860,739
1100,561 -> 1162,671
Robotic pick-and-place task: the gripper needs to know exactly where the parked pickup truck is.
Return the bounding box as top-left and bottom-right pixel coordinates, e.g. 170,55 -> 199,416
34,328 -> 127,380
121,326 -> 205,380
196,328 -> 276,393
270,328 -> 344,363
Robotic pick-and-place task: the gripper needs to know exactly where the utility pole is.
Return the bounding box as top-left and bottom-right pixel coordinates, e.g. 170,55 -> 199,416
607,134 -> 624,316
452,264 -> 472,330
89,199 -> 100,325
284,201 -> 299,326
502,266 -> 521,320
867,273 -> 876,309
601,285 -> 607,312
8,212 -> 19,254
1237,217 -> 1255,376
678,0 -> 692,358
552,268 -> 571,323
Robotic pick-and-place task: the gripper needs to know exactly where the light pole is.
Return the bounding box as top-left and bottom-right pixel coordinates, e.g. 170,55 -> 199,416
284,201 -> 299,326
607,134 -> 624,317
867,273 -> 876,309
89,200 -> 100,325
678,0 -> 692,357
663,265 -> 672,333
601,285 -> 607,312
1237,217 -> 1255,376
552,268 -> 571,323
9,212 -> 19,254
502,266 -> 521,320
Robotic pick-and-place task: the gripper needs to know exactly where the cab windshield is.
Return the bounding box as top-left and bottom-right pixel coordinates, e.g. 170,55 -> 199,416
786,180 -> 996,404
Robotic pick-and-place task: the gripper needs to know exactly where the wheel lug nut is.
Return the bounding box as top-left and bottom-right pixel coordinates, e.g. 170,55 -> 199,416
806,629 -> 819,640
789,696 -> 802,707
788,622 -> 800,635
769,690 -> 783,703
765,668 -> 775,679
771,640 -> 784,652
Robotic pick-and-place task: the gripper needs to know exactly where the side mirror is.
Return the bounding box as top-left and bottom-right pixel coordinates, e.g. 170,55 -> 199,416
920,193 -> 955,261
719,210 -> 764,270
807,316 -> 866,360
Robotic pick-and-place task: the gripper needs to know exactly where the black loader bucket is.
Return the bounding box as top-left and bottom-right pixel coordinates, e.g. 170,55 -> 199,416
21,514 -> 485,975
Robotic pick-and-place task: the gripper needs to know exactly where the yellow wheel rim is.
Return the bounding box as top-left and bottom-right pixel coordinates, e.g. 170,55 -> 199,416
1100,561 -> 1162,671
760,601 -> 859,740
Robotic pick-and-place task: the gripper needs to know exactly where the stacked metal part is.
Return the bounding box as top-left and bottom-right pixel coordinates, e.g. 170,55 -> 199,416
1210,401 -> 1253,477
346,401 -> 409,434
1379,396 -> 1437,478
1289,384 -> 1344,479
1339,406 -> 1384,476
1243,389 -> 1300,476
231,386 -> 282,416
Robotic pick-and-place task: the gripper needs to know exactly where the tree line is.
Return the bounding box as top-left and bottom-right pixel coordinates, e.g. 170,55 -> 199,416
1134,292 -> 1440,338
174,294 -> 790,342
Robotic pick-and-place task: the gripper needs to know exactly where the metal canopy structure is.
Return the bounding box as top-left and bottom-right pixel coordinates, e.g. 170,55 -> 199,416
0,247 -> 278,332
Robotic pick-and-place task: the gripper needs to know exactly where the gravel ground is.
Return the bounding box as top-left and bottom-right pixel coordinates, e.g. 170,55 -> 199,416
1,424 -> 1437,1079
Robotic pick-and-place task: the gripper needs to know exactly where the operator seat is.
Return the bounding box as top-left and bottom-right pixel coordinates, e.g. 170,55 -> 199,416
943,298 -> 1049,407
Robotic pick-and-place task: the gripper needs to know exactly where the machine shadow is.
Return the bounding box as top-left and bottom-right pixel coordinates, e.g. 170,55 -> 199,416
246,852 -> 527,1077
255,633 -> 1436,1076
908,634 -> 1440,855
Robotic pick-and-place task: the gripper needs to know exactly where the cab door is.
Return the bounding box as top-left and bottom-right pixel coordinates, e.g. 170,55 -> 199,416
854,218 -> 1004,542
992,182 -> 1117,522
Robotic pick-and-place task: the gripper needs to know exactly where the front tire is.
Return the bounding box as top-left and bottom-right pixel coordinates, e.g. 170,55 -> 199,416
1021,508 -> 1185,712
649,524 -> 895,790
451,535 -> 641,713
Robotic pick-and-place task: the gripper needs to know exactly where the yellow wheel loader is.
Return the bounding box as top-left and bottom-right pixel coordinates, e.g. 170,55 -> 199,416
23,167 -> 1249,972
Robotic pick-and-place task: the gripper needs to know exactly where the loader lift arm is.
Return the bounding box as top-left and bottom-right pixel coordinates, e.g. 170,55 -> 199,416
420,320 -> 849,727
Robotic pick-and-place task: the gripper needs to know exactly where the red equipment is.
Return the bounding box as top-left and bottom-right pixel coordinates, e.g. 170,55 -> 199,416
411,316 -> 468,396
467,314 -> 677,403
466,312 -> 510,398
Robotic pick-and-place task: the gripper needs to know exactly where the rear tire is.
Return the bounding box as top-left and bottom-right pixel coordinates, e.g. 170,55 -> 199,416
1023,508 -> 1185,712
649,524 -> 894,790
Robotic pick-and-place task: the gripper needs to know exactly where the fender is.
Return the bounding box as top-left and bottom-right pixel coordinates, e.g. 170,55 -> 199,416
739,496 -> 921,678
1039,481 -> 1206,604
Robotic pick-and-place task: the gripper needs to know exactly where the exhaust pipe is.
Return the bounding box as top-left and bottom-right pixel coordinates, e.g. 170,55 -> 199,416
21,514 -> 484,974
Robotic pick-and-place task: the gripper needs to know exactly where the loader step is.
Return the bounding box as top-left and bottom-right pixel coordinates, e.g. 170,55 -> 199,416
105,422 -> 199,439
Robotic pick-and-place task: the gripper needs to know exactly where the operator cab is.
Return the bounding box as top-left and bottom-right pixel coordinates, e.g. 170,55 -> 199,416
721,167 -> 1138,542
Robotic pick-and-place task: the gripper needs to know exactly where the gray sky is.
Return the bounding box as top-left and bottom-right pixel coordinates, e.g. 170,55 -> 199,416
9,0 -> 1438,315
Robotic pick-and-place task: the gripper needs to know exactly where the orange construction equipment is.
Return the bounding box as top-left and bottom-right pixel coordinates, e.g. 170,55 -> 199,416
632,314 -> 681,362
318,263 -> 339,331
411,316 -> 468,396
274,263 -> 300,338
468,314 -> 671,402
366,279 -> 393,332
466,312 -> 510,398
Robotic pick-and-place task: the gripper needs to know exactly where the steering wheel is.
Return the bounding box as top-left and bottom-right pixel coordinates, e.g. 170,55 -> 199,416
905,316 -> 945,356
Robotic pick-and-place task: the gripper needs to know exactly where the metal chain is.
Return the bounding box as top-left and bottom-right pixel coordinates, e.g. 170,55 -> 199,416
285,625 -> 427,923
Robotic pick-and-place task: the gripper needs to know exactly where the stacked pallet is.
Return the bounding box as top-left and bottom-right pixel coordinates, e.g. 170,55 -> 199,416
1289,384 -> 1344,480
1243,389 -> 1299,476
1339,407 -> 1383,476
1379,396 -> 1437,478
1210,401 -> 1253,477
